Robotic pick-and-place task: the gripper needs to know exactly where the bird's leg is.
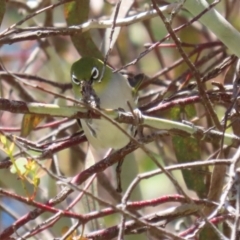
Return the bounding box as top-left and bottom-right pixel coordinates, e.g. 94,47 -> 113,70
116,157 -> 124,193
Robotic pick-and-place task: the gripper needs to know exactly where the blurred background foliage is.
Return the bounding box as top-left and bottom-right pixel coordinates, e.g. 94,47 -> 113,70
0,0 -> 240,239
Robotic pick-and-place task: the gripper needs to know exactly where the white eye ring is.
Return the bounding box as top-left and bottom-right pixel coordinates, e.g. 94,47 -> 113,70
91,67 -> 99,80
72,74 -> 80,85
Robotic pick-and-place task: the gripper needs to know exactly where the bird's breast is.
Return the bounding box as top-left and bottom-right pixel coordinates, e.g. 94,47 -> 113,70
81,118 -> 132,150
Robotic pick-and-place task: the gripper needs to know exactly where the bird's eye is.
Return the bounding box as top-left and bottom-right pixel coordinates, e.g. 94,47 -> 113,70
91,67 -> 99,80
72,74 -> 80,85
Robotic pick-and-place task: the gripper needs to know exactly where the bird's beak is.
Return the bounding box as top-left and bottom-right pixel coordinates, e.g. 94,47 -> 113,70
80,81 -> 100,108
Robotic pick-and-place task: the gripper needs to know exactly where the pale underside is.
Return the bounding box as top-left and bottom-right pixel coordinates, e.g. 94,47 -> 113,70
80,72 -> 135,154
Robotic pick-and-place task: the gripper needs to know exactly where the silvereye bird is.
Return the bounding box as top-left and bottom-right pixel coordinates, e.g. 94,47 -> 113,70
71,57 -> 136,159
71,57 -> 141,231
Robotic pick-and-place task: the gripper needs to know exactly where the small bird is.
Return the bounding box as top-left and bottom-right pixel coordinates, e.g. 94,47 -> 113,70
71,56 -> 138,230
71,56 -> 136,159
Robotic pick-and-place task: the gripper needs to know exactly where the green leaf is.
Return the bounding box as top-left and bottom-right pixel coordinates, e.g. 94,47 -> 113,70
64,0 -> 102,58
170,105 -> 207,198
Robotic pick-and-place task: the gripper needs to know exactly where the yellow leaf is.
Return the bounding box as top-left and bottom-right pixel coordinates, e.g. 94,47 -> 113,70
9,141 -> 15,154
25,159 -> 37,172
10,157 -> 28,175
0,134 -> 7,146
61,226 -> 77,240
21,114 -> 45,137
33,177 -> 40,187
61,226 -> 88,240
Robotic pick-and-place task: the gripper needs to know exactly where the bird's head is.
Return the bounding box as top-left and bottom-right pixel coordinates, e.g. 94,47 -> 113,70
71,57 -> 112,99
